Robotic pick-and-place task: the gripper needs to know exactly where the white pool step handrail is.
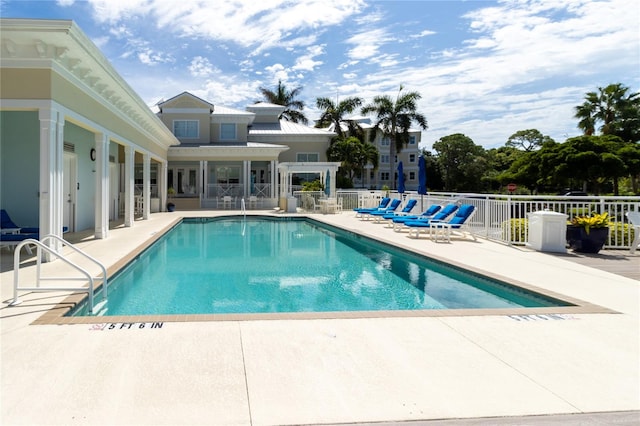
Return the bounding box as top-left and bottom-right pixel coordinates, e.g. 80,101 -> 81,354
11,234 -> 108,314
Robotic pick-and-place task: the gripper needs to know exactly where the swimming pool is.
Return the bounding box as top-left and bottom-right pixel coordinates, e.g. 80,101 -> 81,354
69,217 -> 570,317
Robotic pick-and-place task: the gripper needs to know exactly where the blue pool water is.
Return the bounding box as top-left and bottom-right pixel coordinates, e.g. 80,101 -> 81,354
71,217 -> 568,316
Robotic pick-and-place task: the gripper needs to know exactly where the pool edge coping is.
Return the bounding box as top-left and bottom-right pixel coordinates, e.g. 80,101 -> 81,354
30,213 -> 619,325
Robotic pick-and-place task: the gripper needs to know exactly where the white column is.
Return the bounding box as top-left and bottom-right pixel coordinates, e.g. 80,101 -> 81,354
202,160 -> 208,201
94,133 -> 109,238
143,153 -> 150,220
158,160 -> 167,211
243,160 -> 249,198
271,160 -> 277,199
124,146 -> 135,227
38,108 -> 64,257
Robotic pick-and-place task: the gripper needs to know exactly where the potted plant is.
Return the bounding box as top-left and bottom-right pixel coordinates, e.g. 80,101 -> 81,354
566,212 -> 610,253
167,187 -> 176,212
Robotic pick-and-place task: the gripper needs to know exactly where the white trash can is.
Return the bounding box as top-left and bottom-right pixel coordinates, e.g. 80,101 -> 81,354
526,210 -> 568,253
286,196 -> 297,213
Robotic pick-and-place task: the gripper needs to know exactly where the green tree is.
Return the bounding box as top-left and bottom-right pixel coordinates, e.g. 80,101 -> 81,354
574,83 -> 640,141
419,149 -> 444,190
485,146 -> 523,192
432,133 -> 486,192
361,86 -> 428,189
258,80 -> 308,124
617,143 -> 640,193
326,137 -> 379,187
506,129 -> 552,151
315,96 -> 363,139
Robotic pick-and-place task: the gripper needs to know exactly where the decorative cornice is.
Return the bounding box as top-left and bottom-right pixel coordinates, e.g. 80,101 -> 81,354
0,18 -> 178,149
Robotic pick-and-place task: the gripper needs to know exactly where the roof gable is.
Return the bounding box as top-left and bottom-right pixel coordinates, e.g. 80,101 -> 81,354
158,92 -> 214,112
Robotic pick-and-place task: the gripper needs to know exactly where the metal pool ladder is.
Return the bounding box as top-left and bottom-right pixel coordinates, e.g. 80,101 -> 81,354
10,234 -> 108,315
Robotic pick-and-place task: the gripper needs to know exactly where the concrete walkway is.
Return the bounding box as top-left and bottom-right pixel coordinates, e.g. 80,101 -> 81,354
1,211 -> 638,425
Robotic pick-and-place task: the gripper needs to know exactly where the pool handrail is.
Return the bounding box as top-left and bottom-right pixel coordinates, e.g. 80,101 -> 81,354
11,234 -> 108,315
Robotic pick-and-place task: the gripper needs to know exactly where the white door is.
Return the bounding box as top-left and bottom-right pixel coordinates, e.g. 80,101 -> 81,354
63,152 -> 77,232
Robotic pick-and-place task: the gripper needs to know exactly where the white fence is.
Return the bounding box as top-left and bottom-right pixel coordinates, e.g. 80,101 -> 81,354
326,190 -> 638,249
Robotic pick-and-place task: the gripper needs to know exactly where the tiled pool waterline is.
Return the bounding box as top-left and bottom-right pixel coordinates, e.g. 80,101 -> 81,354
33,213 -> 613,325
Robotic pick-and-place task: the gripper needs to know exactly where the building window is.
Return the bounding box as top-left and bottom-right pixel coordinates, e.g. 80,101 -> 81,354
409,171 -> 416,180
381,155 -> 389,164
297,153 -> 319,162
220,123 -> 237,140
173,120 -> 199,138
381,137 -> 390,146
380,172 -> 390,181
409,135 -> 416,145
409,154 -> 416,162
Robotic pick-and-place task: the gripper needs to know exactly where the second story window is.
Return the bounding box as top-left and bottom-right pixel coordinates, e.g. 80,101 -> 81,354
409,135 -> 416,145
173,120 -> 199,138
381,155 -> 390,164
220,123 -> 237,140
297,153 -> 319,162
381,137 -> 390,146
409,154 -> 416,162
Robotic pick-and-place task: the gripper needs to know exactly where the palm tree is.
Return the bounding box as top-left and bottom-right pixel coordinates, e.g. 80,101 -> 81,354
575,83 -> 640,141
361,85 -> 428,188
258,80 -> 308,124
315,96 -> 363,139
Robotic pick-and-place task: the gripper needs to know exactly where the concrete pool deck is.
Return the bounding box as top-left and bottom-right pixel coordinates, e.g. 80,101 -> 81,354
1,210 -> 638,425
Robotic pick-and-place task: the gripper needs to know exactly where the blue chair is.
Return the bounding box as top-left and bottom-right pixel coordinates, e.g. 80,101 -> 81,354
374,199 -> 418,223
405,204 -> 476,239
360,199 -> 401,220
387,204 -> 442,228
1,209 -> 39,233
393,204 -> 458,231
354,197 -> 390,217
0,232 -> 39,254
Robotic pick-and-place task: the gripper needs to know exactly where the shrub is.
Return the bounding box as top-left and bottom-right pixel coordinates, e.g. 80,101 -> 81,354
502,218 -> 528,243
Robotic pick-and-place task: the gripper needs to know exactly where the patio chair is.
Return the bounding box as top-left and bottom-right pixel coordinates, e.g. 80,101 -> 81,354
354,197 -> 390,217
0,232 -> 39,253
393,204 -> 458,232
1,209 -> 39,233
360,199 -> 401,220
373,199 -> 417,223
405,204 -> 476,240
627,211 -> 640,254
386,204 -> 442,228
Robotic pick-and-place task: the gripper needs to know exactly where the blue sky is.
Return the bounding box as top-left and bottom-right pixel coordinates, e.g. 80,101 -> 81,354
2,0 -> 638,150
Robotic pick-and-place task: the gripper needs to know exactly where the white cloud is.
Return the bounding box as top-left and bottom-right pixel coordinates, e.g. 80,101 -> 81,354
345,28 -> 391,61
292,44 -> 325,72
88,0 -> 366,52
410,29 -> 436,39
189,56 -> 217,77
56,0 -> 75,6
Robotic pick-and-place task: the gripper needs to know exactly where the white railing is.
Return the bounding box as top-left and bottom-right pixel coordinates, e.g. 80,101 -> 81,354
347,191 -> 638,249
11,234 -> 108,314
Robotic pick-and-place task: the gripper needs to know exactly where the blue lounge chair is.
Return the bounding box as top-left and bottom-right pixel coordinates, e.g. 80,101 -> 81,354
393,203 -> 458,232
1,209 -> 39,233
387,204 -> 442,228
405,204 -> 476,239
354,197 -> 390,217
360,199 -> 401,220
374,199 -> 418,223
0,232 -> 39,254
